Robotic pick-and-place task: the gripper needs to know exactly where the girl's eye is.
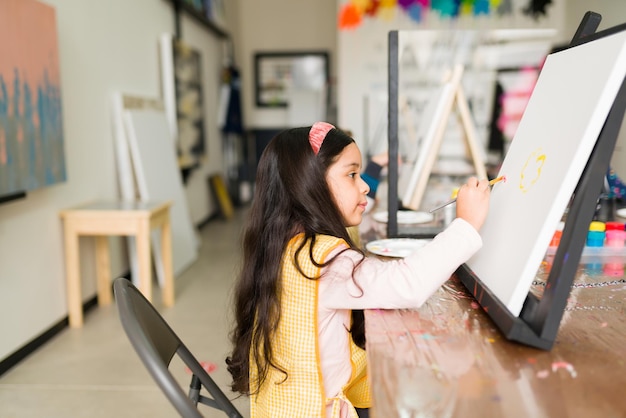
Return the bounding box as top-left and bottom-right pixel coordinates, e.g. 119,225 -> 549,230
349,172 -> 357,178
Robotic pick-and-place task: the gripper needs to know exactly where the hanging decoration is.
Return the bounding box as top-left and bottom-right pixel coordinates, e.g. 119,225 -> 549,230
338,2 -> 363,29
522,0 -> 552,20
338,0 -> 549,29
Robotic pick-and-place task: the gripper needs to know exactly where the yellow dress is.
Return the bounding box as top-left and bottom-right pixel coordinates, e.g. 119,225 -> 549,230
250,233 -> 371,418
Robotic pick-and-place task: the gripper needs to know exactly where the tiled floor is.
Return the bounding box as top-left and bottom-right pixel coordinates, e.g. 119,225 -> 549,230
0,209 -> 251,417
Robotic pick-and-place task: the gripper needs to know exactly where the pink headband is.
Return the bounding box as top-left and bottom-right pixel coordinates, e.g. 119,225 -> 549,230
308,122 -> 335,155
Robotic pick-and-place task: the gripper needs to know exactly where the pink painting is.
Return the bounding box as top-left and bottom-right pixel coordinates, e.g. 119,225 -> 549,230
0,0 -> 66,197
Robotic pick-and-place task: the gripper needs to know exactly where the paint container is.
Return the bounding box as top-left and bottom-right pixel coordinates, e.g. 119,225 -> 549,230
549,230 -> 562,248
442,187 -> 459,227
443,202 -> 455,227
587,221 -> 606,247
586,222 -> 607,274
605,221 -> 625,231
589,221 -> 606,232
603,230 -> 626,277
586,231 -> 605,247
605,230 -> 626,247
548,221 -> 565,248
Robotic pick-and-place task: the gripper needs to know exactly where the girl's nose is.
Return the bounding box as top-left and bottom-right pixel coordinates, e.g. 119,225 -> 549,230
361,177 -> 370,195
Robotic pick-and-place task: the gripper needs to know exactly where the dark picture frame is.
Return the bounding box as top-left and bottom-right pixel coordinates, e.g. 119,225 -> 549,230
254,51 -> 329,107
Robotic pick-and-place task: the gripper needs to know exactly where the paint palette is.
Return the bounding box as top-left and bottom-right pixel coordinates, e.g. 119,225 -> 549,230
366,238 -> 431,258
372,210 -> 434,224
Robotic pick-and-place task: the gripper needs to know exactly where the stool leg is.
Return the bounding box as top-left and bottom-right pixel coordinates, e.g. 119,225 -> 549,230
64,223 -> 83,328
95,236 -> 112,306
136,219 -> 152,302
160,216 -> 174,307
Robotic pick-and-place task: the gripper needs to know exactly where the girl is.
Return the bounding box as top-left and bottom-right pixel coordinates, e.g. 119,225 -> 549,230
226,122 -> 491,418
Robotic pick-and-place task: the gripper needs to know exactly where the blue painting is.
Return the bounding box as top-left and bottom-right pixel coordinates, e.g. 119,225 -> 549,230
0,0 -> 66,197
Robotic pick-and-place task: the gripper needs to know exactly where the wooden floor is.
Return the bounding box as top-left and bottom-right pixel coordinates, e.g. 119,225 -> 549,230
0,209 -> 250,418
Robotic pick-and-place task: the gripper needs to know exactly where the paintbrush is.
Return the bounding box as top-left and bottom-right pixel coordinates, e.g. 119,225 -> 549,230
428,175 -> 506,213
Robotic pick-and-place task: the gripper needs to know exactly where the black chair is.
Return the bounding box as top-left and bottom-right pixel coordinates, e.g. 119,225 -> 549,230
113,277 -> 243,418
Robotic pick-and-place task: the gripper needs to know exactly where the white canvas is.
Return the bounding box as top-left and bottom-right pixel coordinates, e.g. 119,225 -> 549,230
111,92 -> 144,287
467,30 -> 626,316
111,93 -> 179,287
124,109 -> 198,277
159,33 -> 178,143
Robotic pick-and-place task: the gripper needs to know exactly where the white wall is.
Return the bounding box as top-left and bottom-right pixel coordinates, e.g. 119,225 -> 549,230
564,1 -> 626,41
0,0 -> 228,362
233,0 -> 338,129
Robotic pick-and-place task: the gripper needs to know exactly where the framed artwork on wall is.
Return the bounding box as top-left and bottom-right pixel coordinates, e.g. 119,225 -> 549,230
0,0 -> 67,198
254,51 -> 329,108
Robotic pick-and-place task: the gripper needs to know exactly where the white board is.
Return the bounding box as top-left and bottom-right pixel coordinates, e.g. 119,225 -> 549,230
111,93 -> 181,286
467,30 -> 626,316
111,92 -> 153,286
123,108 -> 198,277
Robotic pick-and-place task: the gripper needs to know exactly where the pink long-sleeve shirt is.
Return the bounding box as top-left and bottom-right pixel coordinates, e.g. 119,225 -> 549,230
317,218 -> 483,415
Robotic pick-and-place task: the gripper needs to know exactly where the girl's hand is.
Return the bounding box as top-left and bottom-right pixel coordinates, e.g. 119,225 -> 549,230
455,177 -> 491,231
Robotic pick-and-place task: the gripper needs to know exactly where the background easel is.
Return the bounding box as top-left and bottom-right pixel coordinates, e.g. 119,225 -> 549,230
401,64 -> 487,211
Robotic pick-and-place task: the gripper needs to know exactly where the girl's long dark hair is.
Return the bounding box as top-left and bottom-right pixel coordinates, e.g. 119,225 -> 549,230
226,126 -> 365,395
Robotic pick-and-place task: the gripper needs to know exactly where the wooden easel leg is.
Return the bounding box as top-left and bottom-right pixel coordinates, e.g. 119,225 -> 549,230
455,86 -> 487,179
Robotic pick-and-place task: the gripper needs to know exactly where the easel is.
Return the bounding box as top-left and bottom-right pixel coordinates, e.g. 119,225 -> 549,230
456,12 -> 626,350
401,64 -> 488,211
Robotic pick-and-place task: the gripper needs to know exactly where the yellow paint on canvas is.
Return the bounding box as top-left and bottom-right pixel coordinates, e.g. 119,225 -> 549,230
519,148 -> 546,193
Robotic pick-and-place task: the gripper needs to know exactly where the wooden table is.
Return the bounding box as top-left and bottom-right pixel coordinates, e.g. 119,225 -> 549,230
361,215 -> 626,417
60,200 -> 174,328
366,272 -> 626,417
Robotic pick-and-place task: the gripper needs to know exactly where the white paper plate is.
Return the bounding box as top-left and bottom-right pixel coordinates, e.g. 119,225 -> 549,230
617,208 -> 626,219
366,238 -> 431,258
372,210 -> 434,224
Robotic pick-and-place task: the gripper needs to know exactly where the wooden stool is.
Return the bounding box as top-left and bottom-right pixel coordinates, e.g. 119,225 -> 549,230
60,200 -> 174,328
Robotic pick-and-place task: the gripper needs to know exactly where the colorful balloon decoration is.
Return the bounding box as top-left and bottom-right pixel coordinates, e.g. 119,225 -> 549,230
338,0 -> 548,29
